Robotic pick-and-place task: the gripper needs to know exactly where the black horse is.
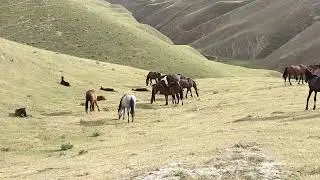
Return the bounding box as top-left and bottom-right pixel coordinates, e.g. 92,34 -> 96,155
305,68 -> 320,110
146,71 -> 162,86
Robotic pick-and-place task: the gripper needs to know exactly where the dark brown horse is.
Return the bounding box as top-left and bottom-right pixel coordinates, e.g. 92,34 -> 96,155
151,81 -> 183,105
60,76 -> 70,86
179,78 -> 199,98
305,68 -> 320,110
282,64 -> 307,85
85,90 -> 100,113
146,71 -> 162,86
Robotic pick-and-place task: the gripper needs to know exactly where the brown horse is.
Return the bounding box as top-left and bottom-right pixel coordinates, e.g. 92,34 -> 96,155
151,81 -> 183,105
60,76 -> 70,86
179,78 -> 199,98
282,64 -> 307,85
146,71 -> 162,86
85,90 -> 100,113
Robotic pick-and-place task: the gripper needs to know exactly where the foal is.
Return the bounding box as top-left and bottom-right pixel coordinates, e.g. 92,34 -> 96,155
85,90 -> 100,113
60,76 -> 70,86
118,94 -> 136,123
305,69 -> 320,110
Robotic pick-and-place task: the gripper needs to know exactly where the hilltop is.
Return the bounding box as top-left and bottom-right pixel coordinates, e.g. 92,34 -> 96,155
0,0 -> 266,78
108,0 -> 320,71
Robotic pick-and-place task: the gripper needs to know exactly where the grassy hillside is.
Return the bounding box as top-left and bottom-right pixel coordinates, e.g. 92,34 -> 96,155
0,0 -> 263,78
108,0 -> 320,70
1,38 -> 320,179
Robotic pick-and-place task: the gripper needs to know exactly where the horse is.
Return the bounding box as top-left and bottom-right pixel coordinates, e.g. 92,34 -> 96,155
60,76 -> 70,86
305,68 -> 320,110
118,94 -> 136,123
179,78 -> 199,98
146,71 -> 162,86
85,90 -> 100,113
282,65 -> 306,85
151,80 -> 183,105
161,74 -> 181,87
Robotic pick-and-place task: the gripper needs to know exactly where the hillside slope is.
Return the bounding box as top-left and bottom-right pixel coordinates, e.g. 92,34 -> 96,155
107,0 -> 320,70
0,0 -> 262,78
1,38 -> 320,180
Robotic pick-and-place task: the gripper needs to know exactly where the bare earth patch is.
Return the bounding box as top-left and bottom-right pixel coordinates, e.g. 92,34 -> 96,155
133,143 -> 295,180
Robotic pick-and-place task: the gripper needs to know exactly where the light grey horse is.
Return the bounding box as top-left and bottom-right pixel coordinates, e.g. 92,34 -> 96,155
118,94 -> 136,123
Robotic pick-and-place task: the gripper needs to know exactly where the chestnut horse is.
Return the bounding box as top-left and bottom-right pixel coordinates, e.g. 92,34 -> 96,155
85,90 -> 100,113
282,64 -> 307,85
151,81 -> 183,105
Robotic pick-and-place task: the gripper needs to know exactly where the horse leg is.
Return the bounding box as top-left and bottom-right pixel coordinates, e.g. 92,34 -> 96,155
95,100 -> 100,112
284,76 -> 286,86
190,88 -> 193,97
185,89 -> 188,99
91,101 -> 95,111
131,109 -> 134,122
127,108 -> 130,123
165,95 -> 168,105
195,87 -> 199,97
306,89 -> 313,110
172,94 -> 175,104
314,92 -> 317,110
289,76 -> 292,85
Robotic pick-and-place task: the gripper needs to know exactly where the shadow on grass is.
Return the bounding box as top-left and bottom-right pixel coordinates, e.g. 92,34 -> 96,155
232,115 -> 291,123
41,111 -> 73,116
79,118 -> 128,126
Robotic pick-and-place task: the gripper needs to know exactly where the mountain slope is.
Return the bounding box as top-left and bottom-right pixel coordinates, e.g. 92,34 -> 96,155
107,0 -> 320,69
0,0 -> 264,78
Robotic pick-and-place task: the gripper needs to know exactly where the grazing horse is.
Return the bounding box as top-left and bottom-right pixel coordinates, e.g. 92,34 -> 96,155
161,74 -> 182,87
85,90 -> 100,113
282,65 -> 306,85
305,68 -> 320,110
151,80 -> 183,105
179,78 -> 199,98
60,76 -> 70,86
146,71 -> 162,86
118,94 -> 136,123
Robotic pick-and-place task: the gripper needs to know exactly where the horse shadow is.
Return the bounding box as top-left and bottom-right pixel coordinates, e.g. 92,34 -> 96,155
41,111 -> 73,117
79,118 -> 128,127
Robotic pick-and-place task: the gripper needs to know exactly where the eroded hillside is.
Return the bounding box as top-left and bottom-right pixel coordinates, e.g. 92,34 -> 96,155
0,0 -> 260,78
107,0 -> 320,70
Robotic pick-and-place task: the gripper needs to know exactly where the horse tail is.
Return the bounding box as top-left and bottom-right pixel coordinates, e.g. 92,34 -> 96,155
192,80 -> 199,97
85,98 -> 89,113
146,74 -> 149,86
282,67 -> 288,79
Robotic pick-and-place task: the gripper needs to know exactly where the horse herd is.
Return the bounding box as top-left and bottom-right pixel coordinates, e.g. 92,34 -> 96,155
283,64 -> 320,111
58,64 -> 320,124
82,71 -> 199,123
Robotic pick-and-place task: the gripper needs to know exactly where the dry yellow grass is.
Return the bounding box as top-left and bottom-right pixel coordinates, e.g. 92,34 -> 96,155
1,38 -> 320,179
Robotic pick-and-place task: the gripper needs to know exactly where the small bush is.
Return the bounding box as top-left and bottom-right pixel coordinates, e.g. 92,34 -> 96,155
1,147 -> 9,152
173,170 -> 188,180
60,142 -> 73,151
92,130 -> 101,137
79,149 -> 88,155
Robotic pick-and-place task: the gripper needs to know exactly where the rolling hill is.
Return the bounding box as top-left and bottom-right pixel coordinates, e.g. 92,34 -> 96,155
107,0 -> 320,71
0,0 -> 266,78
1,37 -> 320,179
